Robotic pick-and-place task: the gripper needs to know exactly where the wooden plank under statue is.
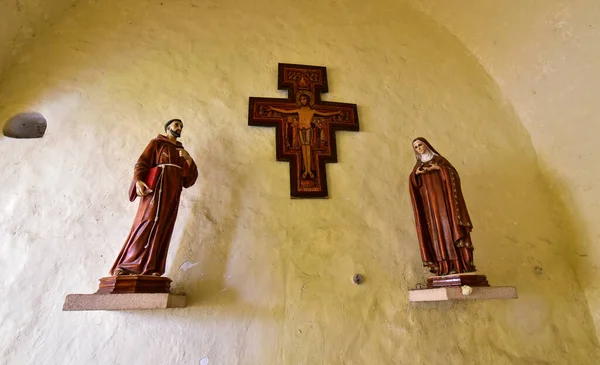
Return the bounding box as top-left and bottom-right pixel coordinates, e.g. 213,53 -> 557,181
248,63 -> 359,198
63,119 -> 194,311
406,138 -> 517,302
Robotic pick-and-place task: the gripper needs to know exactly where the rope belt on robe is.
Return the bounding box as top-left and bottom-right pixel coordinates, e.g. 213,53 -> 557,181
144,163 -> 182,249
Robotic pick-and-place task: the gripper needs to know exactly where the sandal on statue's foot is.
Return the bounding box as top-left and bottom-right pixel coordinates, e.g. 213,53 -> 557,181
113,268 -> 135,276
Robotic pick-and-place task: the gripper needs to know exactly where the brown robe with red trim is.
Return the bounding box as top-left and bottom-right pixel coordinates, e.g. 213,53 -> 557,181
110,135 -> 198,276
409,155 -> 476,275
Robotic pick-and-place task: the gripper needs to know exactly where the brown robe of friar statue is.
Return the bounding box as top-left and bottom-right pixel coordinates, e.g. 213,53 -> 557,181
409,137 -> 476,276
110,120 -> 198,276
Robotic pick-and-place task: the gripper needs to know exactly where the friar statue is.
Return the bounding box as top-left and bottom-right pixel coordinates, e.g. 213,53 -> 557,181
110,119 -> 198,277
409,138 -> 482,284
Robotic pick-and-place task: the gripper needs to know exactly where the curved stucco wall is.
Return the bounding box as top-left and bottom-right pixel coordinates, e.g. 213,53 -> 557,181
410,0 -> 600,338
0,0 -> 598,364
0,0 -> 79,79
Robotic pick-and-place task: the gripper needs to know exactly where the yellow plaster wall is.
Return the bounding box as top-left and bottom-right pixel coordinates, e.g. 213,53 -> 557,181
410,0 -> 600,339
0,0 -> 79,78
0,0 -> 598,364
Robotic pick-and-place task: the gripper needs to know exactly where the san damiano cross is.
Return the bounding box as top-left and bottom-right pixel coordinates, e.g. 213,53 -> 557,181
248,63 -> 360,198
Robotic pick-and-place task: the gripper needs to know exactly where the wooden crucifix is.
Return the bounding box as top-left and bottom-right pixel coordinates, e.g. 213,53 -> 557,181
248,63 -> 359,198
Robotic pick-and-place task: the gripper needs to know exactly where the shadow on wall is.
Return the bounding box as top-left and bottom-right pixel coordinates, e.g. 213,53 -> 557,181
539,160 -> 599,341
167,128 -> 243,307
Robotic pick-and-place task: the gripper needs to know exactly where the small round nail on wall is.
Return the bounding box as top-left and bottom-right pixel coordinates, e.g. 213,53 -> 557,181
3,112 -> 47,138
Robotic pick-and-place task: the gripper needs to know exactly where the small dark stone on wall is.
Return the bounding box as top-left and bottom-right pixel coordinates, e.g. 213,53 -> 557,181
353,274 -> 364,285
3,112 -> 47,139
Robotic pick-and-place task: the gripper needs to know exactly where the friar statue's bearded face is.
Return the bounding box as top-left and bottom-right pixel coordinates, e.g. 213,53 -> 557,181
167,120 -> 183,138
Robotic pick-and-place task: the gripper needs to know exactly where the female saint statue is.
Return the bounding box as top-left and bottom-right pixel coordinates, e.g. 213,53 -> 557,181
409,138 -> 477,276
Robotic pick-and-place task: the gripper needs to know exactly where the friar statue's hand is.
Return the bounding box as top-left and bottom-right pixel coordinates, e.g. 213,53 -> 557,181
135,180 -> 153,197
178,149 -> 192,165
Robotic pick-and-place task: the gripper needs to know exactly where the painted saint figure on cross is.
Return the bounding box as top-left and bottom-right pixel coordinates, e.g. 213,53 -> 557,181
249,63 -> 359,198
268,91 -> 341,179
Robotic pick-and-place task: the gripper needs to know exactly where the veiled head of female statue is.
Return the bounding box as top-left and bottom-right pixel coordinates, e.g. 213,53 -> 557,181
412,139 -> 429,155
412,137 -> 441,162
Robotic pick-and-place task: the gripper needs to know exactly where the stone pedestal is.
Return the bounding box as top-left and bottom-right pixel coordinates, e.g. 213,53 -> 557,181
427,273 -> 489,288
97,275 -> 172,294
409,286 -> 517,302
63,293 -> 186,311
63,275 -> 186,311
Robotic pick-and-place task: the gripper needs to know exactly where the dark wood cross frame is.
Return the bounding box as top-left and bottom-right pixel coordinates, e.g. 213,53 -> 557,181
248,63 -> 360,198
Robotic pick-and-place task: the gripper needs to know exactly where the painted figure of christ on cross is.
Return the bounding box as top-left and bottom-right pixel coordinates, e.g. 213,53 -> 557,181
269,92 -> 341,179
249,63 -> 360,198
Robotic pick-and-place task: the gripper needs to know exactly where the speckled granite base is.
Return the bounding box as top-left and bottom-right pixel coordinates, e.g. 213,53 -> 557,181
409,286 -> 517,302
62,293 -> 186,311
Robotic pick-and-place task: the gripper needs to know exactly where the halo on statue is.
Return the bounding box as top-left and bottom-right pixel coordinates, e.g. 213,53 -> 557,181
296,90 -> 315,107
